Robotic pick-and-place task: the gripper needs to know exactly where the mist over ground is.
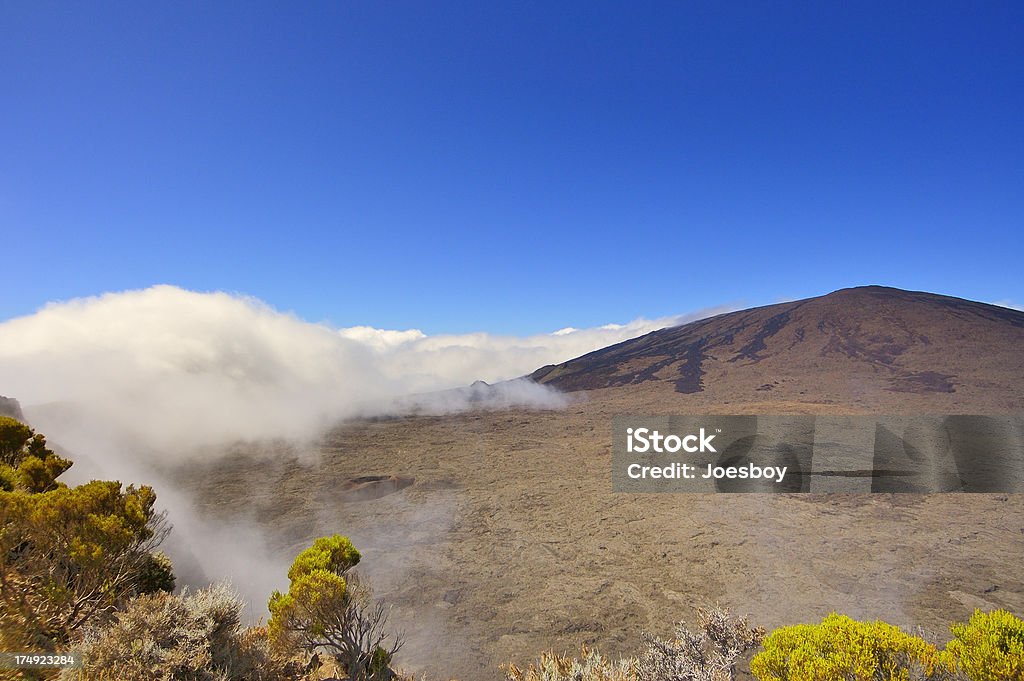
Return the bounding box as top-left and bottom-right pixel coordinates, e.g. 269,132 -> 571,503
0,285 -> 729,618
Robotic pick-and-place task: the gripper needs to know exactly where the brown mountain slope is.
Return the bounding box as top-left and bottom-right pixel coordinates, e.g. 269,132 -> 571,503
530,286 -> 1024,410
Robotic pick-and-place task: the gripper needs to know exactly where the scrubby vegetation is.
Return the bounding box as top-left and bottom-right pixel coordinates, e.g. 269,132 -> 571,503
638,606 -> 765,680
945,609 -> 1024,681
2,415 -> 1022,681
0,415 -> 71,494
506,646 -> 637,681
507,608 -> 764,681
508,609 -> 1024,681
0,416 -> 402,681
0,417 -> 170,660
60,584 -> 300,681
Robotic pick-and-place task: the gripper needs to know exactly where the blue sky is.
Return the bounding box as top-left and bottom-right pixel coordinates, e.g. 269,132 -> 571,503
3,1 -> 1022,334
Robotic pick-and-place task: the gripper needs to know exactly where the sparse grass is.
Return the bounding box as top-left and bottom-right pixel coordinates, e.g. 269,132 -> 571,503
504,607 -> 765,681
505,646 -> 638,681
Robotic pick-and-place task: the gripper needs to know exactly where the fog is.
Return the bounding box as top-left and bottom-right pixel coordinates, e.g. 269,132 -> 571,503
0,285 -> 729,622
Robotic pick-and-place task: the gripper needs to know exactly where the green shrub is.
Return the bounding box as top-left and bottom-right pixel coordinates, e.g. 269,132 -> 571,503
944,609 -> 1024,681
1,478 -> 170,648
750,613 -> 943,681
135,551 -> 177,596
0,415 -> 33,462
268,535 -> 401,681
287,534 -> 361,581
0,462 -> 17,491
0,416 -> 71,492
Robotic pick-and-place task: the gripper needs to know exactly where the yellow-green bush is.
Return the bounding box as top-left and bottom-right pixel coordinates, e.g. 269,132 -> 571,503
750,613 -> 944,681
0,417 -> 172,655
268,535 -> 401,681
1,479 -> 169,648
0,416 -> 71,493
944,609 -> 1024,681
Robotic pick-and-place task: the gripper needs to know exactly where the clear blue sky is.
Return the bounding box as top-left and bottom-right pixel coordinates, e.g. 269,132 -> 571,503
3,2 -> 1022,334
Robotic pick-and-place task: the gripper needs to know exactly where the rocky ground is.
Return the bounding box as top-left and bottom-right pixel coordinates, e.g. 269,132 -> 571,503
181,383 -> 1024,680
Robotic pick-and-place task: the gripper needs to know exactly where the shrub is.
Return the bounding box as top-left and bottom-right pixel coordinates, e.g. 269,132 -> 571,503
0,416 -> 71,493
750,613 -> 944,681
0,479 -> 170,647
944,609 -> 1024,681
638,606 -> 765,681
268,535 -> 402,681
0,417 -> 173,652
0,415 -> 34,462
506,646 -> 638,681
62,583 -> 301,681
135,551 -> 177,596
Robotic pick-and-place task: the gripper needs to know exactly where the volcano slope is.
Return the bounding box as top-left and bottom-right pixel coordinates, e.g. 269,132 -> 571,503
182,286 -> 1024,680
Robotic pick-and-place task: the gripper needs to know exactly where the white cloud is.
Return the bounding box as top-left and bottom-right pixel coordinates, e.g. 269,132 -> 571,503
0,285 -> 729,462
337,325 -> 427,349
348,310 -> 723,396
0,287 -> 389,456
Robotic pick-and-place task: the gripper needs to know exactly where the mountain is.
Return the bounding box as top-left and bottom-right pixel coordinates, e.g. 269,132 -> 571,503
529,286 -> 1024,411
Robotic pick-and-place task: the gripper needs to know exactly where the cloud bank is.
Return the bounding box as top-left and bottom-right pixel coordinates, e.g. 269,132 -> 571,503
0,285 -> 726,464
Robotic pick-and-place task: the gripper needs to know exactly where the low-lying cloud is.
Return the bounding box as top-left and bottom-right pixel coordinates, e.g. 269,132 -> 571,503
0,285 -> 727,465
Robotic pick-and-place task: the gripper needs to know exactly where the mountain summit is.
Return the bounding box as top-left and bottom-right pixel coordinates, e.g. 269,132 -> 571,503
530,286 -> 1024,410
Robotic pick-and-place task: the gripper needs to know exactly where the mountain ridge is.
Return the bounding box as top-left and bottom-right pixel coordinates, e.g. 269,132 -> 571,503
529,286 -> 1024,403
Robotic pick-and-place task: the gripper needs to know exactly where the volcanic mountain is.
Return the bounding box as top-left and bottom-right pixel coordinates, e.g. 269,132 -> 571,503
529,285 -> 1024,412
